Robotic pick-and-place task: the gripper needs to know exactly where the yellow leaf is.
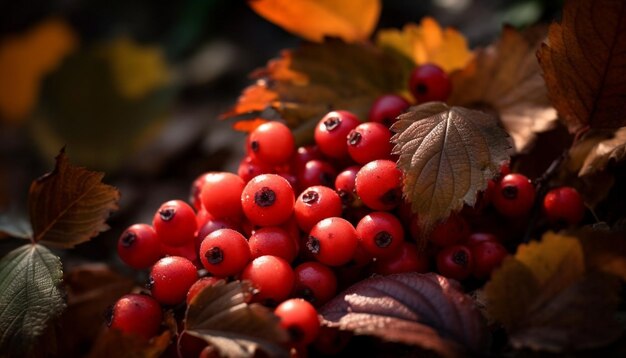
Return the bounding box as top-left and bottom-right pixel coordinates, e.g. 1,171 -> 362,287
376,17 -> 472,73
0,18 -> 76,122
249,0 -> 381,43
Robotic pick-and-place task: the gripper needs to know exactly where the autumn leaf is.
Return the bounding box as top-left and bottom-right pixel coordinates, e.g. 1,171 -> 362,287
28,149 -> 120,248
376,17 -> 472,74
485,232 -> 623,352
390,103 -> 512,234
88,327 -> 172,358
448,26 -> 557,153
248,0 -> 380,43
320,272 -> 488,357
576,227 -> 626,281
184,280 -> 289,358
578,127 -> 626,176
537,0 -> 626,135
0,18 -> 76,123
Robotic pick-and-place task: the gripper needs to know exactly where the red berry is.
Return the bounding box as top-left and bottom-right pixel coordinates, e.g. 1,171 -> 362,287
247,121 -> 295,166
355,211 -> 404,259
190,173 -> 212,211
241,174 -> 295,226
543,186 -> 585,226
465,232 -> 499,247
368,94 -> 411,127
492,174 -> 535,218
248,226 -> 298,263
108,294 -> 162,341
241,255 -> 295,305
200,172 -> 245,220
347,122 -> 393,164
293,262 -> 337,307
237,155 -> 273,183
314,110 -> 361,159
355,160 -> 403,211
199,228 -> 251,277
291,145 -> 324,172
471,241 -> 508,279
186,277 -> 221,305
195,216 -> 241,253
334,165 -> 361,206
408,64 -> 452,103
436,245 -> 473,281
372,242 -> 429,275
428,214 -> 470,247
274,298 -> 320,346
153,200 -> 197,247
117,224 -> 163,269
294,186 -> 343,233
297,159 -> 337,191
149,256 -> 199,305
306,217 -> 358,266
160,241 -> 200,267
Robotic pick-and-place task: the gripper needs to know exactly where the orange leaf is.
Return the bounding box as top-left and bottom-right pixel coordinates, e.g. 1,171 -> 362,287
537,0 -> 626,135
249,0 -> 381,43
0,18 -> 76,122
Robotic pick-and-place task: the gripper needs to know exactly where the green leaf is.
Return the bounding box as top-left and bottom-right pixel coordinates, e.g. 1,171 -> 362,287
184,280 -> 289,358
28,149 -> 120,248
0,244 -> 65,356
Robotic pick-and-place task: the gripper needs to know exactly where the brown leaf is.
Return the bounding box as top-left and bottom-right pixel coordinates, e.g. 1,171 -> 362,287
448,26 -> 557,153
579,127 -> 626,176
249,0 -> 381,43
537,0 -> 626,134
576,227 -> 626,281
485,232 -> 623,352
88,327 -> 172,358
320,272 -> 488,357
184,280 -> 289,358
390,103 -> 512,234
223,40 -> 407,136
28,149 -> 120,248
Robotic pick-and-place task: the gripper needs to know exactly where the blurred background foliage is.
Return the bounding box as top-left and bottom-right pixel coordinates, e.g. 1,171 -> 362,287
0,0 -> 561,261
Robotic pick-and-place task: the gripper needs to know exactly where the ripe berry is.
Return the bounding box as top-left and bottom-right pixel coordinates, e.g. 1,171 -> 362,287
290,145 -> 324,173
436,245 -> 473,281
248,226 -> 297,263
294,186 -> 343,233
186,277 -> 221,305
355,211 -> 404,259
293,262 -> 337,307
274,298 -> 320,346
408,63 -> 452,103
306,217 -> 358,266
117,224 -> 163,269
247,121 -> 295,165
543,186 -> 585,226
470,241 -> 508,279
492,174 -> 535,218
190,173 -> 213,211
237,155 -> 273,183
334,165 -> 361,206
241,174 -> 295,226
149,256 -> 199,305
297,159 -> 337,191
428,214 -> 470,247
355,160 -> 402,211
153,200 -> 197,247
347,122 -> 393,164
314,110 -> 361,159
372,242 -> 429,275
108,294 -> 162,341
199,172 -> 245,220
241,255 -> 295,305
465,232 -> 499,247
199,228 -> 251,277
195,216 -> 241,253
368,94 -> 411,127
160,241 -> 200,267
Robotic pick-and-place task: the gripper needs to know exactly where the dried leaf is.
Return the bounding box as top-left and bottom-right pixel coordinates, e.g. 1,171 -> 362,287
320,272 -> 488,357
448,26 -> 557,153
224,40 -> 406,136
0,18 -> 76,122
0,244 -> 65,356
249,0 -> 380,43
88,327 -> 172,358
485,232 -> 623,352
184,280 -> 289,358
537,0 -> 626,134
376,17 -> 472,73
579,127 -> 626,176
28,149 -> 120,248
576,228 -> 626,281
390,103 -> 512,233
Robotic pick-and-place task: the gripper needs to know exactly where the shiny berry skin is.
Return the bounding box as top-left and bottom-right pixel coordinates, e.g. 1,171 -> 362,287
199,228 -> 251,277
241,255 -> 295,305
195,216 -> 241,253
355,160 -> 403,211
428,214 -> 470,247
465,232 -> 499,247
314,110 -> 361,159
471,241 -> 508,279
149,256 -> 199,305
117,224 -> 163,269
248,226 -> 297,263
355,211 -> 404,259
153,200 -> 197,247
293,262 -> 337,307
160,241 -> 199,267
492,174 -> 536,218
200,172 -> 245,220
241,174 -> 295,226
190,173 -> 213,211
347,122 -> 393,165
436,245 -> 473,281
368,94 -> 411,127
247,121 -> 295,165
186,277 -> 221,305
291,145 -> 324,172
543,186 -> 585,226
334,165 -> 360,206
237,155 -> 273,183
306,217 -> 358,266
294,186 -> 343,233
297,159 -> 337,191
108,294 -> 162,341
274,298 -> 320,346
372,242 -> 429,275
408,63 -> 452,103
